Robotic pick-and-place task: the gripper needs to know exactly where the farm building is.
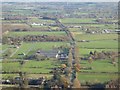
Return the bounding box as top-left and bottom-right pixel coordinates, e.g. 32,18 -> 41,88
57,53 -> 68,60
36,49 -> 59,58
36,49 -> 68,60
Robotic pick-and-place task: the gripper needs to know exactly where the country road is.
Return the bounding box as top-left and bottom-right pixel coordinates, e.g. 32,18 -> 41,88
55,18 -> 78,84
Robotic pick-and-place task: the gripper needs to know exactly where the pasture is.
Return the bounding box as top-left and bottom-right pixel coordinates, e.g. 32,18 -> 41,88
78,59 -> 118,84
74,33 -> 118,41
79,48 -> 118,56
11,42 -> 69,58
8,31 -> 67,37
2,2 -> 119,87
2,59 -> 118,85
60,18 -> 96,24
78,40 -> 118,49
78,73 -> 118,84
2,20 -> 26,23
29,18 -> 55,24
2,59 -> 60,74
80,60 -> 118,73
81,24 -> 117,30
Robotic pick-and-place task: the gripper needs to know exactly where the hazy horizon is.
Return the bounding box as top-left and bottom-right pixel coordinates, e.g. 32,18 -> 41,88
2,0 -> 120,2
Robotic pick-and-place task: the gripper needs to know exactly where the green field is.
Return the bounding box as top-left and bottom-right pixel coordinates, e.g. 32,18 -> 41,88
60,18 -> 96,24
29,18 -> 54,23
2,59 -> 60,74
12,9 -> 33,16
1,42 -> 69,58
2,2 -> 119,87
0,44 -> 2,51
69,28 -> 82,32
78,40 -> 118,49
8,31 -> 67,37
80,60 -> 118,73
12,42 -> 69,58
2,20 -> 26,23
78,73 -> 118,84
75,33 -> 118,41
79,48 -> 118,56
81,24 -> 117,29
1,44 -> 11,56
2,59 -> 118,84
2,73 -> 118,85
9,24 -> 30,27
78,59 -> 118,84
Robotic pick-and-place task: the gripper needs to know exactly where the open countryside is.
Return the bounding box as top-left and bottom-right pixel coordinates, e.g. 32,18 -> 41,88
1,2 -> 119,89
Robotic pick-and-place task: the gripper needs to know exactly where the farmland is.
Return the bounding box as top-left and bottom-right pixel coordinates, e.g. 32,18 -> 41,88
78,40 -> 118,49
60,18 -> 96,24
79,48 -> 118,56
2,59 -> 59,74
74,33 -> 118,41
1,2 -> 119,89
8,31 -> 67,37
78,73 -> 118,84
11,42 -> 69,58
29,18 -> 55,23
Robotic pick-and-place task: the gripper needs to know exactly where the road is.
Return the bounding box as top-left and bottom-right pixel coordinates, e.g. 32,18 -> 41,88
55,18 -> 77,84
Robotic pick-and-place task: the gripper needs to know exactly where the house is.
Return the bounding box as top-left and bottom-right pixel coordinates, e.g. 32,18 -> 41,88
115,30 -> 120,34
104,29 -> 110,33
36,49 -> 68,60
31,23 -> 40,26
74,26 -> 81,28
31,22 -> 45,26
57,53 -> 68,60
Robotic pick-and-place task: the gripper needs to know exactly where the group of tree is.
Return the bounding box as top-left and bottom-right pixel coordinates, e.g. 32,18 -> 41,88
87,51 -> 119,64
42,46 -> 81,89
7,35 -> 69,42
105,79 -> 119,88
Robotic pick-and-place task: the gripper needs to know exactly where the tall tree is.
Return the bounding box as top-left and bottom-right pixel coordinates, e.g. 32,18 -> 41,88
68,48 -> 72,67
74,45 -> 80,68
72,78 -> 81,88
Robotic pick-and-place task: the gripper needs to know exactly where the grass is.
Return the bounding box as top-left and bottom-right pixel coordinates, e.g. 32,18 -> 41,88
79,59 -> 119,84
2,59 -> 60,74
12,42 -> 69,58
8,31 -> 67,37
3,20 -> 26,23
79,48 -> 118,56
2,62 -> 20,72
2,74 -> 19,79
77,40 -> 118,49
60,18 -> 96,24
80,60 -> 118,73
1,45 -> 18,57
29,18 -> 54,24
75,33 -> 118,41
69,28 -> 82,32
23,60 -> 58,68
2,59 -> 118,84
81,24 -> 117,29
74,12 -> 88,15
0,44 -> 2,51
10,24 -> 29,27
78,73 -> 118,84
2,44 -> 9,51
